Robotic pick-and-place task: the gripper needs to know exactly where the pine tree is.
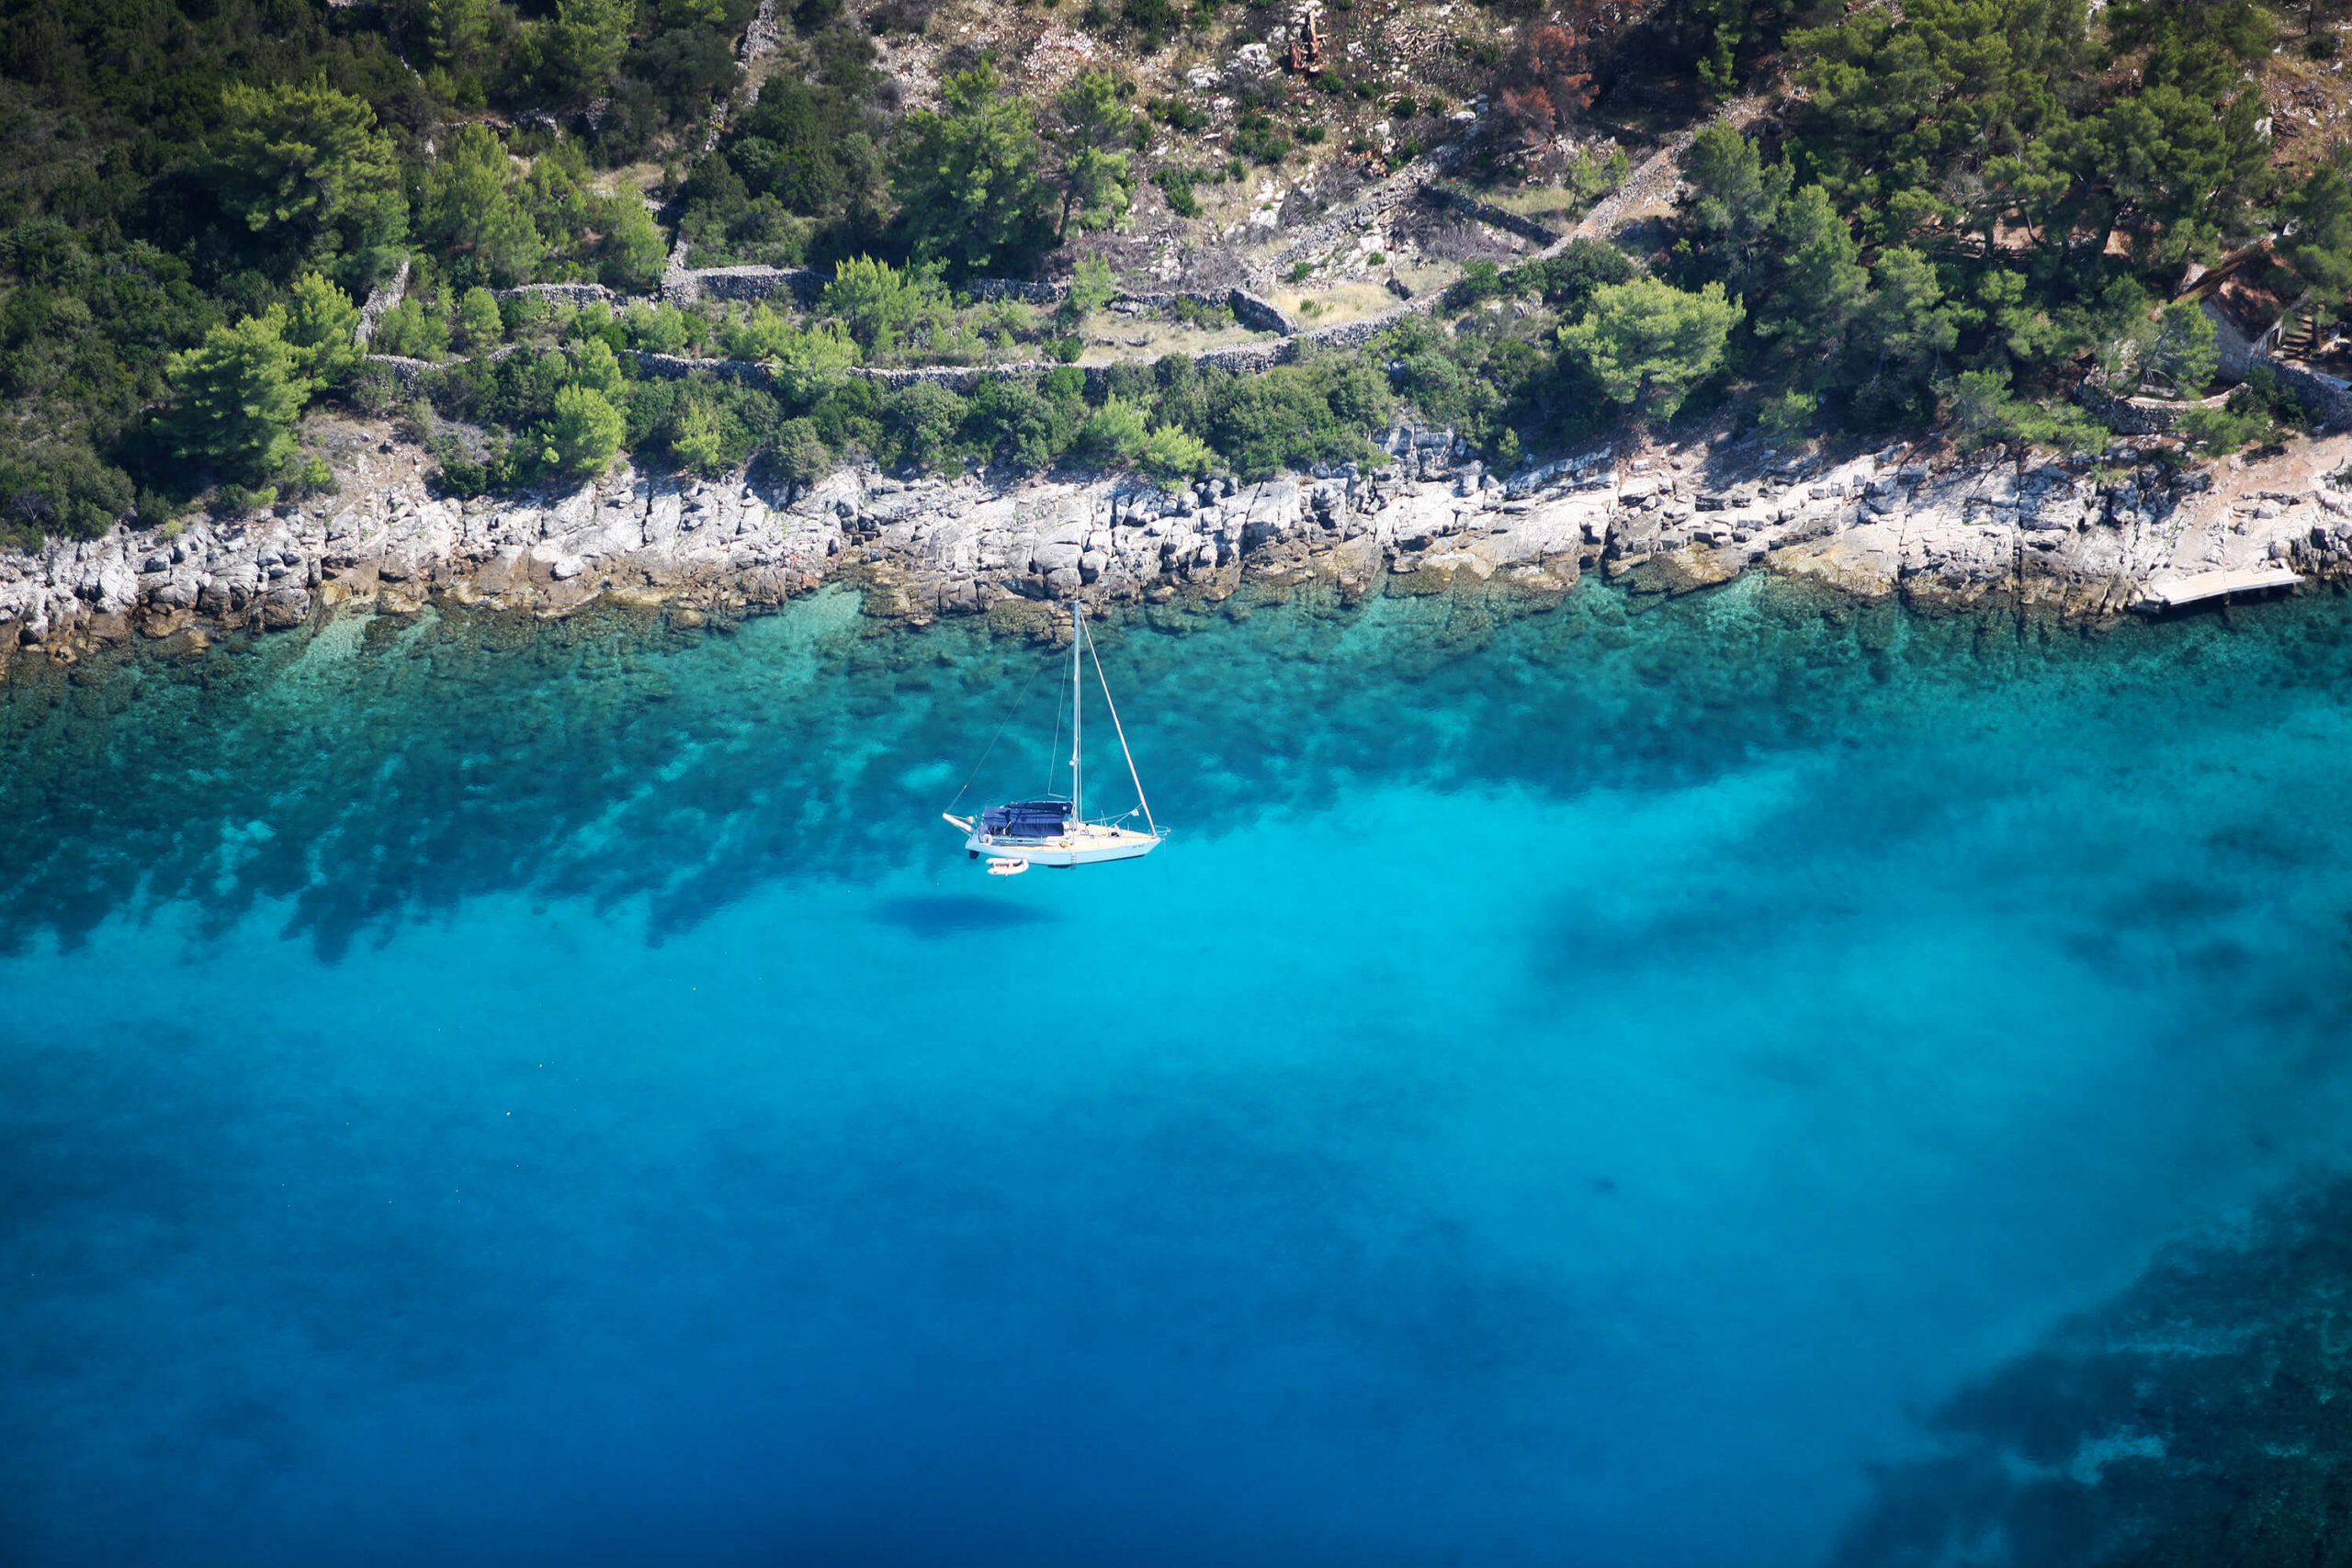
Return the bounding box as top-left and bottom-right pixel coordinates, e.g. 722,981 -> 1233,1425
2281,157 -> 2352,304
455,287 -> 504,350
536,0 -> 632,107
165,315 -> 315,482
207,82 -> 408,286
888,62 -> 1055,278
423,123 -> 548,288
1055,72 -> 1141,238
1679,124 -> 1790,283
1757,184 -> 1868,358
1558,277 -> 1745,417
1857,247 -> 1962,374
282,273 -> 364,388
540,384 -> 626,475
2142,299 -> 2217,397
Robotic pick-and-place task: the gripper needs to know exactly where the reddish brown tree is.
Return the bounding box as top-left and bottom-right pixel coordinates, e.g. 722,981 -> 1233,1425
1497,85 -> 1558,148
1500,21 -> 1593,141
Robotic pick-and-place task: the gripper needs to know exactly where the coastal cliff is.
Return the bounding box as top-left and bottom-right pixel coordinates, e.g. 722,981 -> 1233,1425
9,423 -> 2352,663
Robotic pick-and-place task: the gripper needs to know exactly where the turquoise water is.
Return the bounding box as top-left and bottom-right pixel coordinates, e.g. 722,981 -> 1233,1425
6,579 -> 2352,1565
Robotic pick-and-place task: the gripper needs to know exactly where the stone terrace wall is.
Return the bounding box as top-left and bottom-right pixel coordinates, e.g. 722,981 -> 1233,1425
2080,356 -> 2352,436
2262,357 -> 2352,430
964,278 -> 1061,304
689,265 -> 824,306
495,281 -> 621,309
356,257 -> 413,346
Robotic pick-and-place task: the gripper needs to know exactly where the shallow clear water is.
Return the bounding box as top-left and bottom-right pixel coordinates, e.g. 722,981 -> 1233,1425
6,580 -> 2352,1565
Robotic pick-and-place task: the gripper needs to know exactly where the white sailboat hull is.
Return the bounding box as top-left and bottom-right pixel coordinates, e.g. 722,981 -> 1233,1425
944,604 -> 1167,871
959,822 -> 1162,867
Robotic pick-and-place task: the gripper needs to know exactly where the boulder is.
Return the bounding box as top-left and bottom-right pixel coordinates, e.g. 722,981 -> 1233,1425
259,586 -> 311,629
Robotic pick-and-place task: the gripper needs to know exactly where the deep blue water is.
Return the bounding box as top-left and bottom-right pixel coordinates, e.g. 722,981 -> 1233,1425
6,579 -> 2352,1565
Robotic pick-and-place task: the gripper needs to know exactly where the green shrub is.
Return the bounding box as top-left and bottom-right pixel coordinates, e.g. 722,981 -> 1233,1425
2232,365 -> 2312,431
352,362 -> 402,413
1200,357 -> 1393,478
0,450 -> 137,544
1443,259 -> 1506,309
1155,165 -> 1203,218
1168,295 -> 1232,330
1152,97 -> 1207,133
820,254 -> 952,355
1937,369 -> 2104,453
284,274 -> 365,387
571,338 -> 628,394
431,434 -> 492,495
669,393 -> 729,474
1057,254 -> 1118,329
215,482 -> 278,513
810,378 -> 883,454
540,384 -> 628,475
1077,395 -> 1148,463
882,379 -> 969,468
722,309 -> 858,401
1507,240 -> 1635,312
2177,402 -> 2269,455
1137,422 -> 1215,487
1234,114 -> 1291,164
766,417 -> 832,484
456,287 -> 504,351
621,301 -> 697,355
372,296 -> 451,360
1757,389 -> 1818,441
966,374 -> 1080,468
1125,0 -> 1180,50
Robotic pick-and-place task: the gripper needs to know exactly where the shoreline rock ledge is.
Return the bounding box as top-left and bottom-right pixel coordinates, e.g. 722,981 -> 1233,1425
8,420 -> 2352,660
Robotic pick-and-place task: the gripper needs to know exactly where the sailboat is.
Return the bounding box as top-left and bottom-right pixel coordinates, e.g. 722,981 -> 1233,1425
942,604 -> 1166,870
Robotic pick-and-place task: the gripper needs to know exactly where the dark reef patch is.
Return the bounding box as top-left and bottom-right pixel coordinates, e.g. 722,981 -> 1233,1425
4,582 -> 2351,964
1835,1173 -> 2352,1568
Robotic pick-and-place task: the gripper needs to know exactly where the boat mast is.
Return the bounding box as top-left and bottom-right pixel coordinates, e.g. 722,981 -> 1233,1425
1083,615 -> 1158,839
1070,602 -> 1083,823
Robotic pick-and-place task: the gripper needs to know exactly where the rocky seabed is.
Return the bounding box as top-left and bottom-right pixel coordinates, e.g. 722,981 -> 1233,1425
10,426 -> 2352,664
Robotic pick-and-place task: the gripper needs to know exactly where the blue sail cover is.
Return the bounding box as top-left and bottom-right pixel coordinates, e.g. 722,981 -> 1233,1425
981,800 -> 1071,839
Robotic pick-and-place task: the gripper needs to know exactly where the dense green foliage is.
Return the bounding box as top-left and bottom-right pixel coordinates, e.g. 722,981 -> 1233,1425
1630,0 -> 2352,443
17,0 -> 2352,547
0,0 -> 777,545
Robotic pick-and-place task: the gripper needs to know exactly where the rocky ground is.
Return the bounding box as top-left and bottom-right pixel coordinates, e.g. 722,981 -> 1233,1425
7,419 -> 2352,670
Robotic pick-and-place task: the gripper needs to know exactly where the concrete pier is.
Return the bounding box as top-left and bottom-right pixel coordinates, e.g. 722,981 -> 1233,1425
2132,566 -> 2303,613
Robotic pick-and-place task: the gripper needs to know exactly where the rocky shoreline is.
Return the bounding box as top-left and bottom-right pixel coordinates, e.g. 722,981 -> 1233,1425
8,418 -> 2352,666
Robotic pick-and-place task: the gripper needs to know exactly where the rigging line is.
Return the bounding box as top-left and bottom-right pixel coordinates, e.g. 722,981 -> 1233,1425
945,651 -> 1046,813
1082,616 -> 1158,837
1045,675 -> 1067,798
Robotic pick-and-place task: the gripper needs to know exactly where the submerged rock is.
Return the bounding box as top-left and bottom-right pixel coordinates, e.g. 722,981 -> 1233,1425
1834,1177 -> 2352,1568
